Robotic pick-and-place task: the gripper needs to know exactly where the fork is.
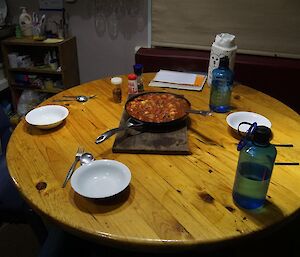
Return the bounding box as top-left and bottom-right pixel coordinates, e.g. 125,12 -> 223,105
186,109 -> 212,116
62,146 -> 84,188
62,95 -> 96,99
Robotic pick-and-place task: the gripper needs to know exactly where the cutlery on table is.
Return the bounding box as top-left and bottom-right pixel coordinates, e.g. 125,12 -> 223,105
185,109 -> 212,116
80,152 -> 95,165
53,95 -> 96,103
273,144 -> 293,147
53,99 -> 83,103
63,95 -> 96,100
63,95 -> 96,98
62,146 -> 84,188
275,162 -> 299,165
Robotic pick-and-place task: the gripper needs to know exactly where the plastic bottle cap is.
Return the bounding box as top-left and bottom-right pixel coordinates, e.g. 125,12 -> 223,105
214,33 -> 236,48
253,126 -> 272,145
128,74 -> 137,80
111,77 -> 122,85
133,64 -> 143,75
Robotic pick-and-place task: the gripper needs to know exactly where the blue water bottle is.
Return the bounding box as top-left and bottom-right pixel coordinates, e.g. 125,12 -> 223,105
209,56 -> 233,112
233,125 -> 277,209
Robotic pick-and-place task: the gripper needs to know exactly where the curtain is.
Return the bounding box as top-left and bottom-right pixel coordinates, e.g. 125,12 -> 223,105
151,0 -> 300,58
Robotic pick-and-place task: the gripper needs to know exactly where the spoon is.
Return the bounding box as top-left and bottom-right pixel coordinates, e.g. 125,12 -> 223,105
80,152 -> 95,165
63,95 -> 96,102
53,95 -> 96,103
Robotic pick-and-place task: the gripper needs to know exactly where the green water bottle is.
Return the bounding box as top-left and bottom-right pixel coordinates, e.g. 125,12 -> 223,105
232,125 -> 277,209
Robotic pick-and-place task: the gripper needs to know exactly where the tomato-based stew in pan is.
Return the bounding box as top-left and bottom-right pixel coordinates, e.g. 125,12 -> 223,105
126,93 -> 190,123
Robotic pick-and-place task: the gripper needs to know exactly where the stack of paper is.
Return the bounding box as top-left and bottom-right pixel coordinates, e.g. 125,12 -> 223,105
43,38 -> 64,43
149,70 -> 207,91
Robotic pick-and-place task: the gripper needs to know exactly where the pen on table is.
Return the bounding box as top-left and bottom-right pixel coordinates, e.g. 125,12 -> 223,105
273,144 -> 294,147
275,162 -> 299,165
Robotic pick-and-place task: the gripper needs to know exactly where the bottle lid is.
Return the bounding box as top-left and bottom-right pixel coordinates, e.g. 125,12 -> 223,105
128,74 -> 137,80
214,33 -> 236,48
111,77 -> 122,85
253,126 -> 272,145
219,56 -> 229,68
133,64 -> 143,75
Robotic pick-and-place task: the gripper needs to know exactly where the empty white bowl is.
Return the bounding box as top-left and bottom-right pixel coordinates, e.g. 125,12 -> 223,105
25,105 -> 69,129
226,111 -> 271,133
71,160 -> 131,199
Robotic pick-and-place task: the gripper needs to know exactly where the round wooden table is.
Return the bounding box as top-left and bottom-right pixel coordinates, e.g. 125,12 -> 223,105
7,73 -> 300,251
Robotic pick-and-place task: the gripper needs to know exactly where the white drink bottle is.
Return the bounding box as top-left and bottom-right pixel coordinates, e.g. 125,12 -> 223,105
207,33 -> 237,86
19,7 -> 32,37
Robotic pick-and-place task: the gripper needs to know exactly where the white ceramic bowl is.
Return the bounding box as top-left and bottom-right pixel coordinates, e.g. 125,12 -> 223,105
25,105 -> 69,129
71,160 -> 131,199
226,111 -> 271,133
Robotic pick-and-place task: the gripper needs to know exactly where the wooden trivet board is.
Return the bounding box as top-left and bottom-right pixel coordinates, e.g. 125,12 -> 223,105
112,112 -> 190,155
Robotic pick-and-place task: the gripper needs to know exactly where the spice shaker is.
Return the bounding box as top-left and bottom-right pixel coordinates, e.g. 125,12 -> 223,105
111,77 -> 122,103
133,64 -> 144,92
127,74 -> 138,95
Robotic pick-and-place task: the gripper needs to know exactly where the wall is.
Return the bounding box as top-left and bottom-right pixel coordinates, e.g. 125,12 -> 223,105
136,47 -> 300,113
6,0 -> 149,83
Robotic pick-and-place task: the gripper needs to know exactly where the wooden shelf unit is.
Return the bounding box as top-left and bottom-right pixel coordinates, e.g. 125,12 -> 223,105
8,67 -> 61,74
1,37 -> 80,111
11,85 -> 63,94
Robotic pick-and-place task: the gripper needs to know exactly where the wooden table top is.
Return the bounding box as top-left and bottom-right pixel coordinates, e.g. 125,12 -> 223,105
7,73 -> 300,251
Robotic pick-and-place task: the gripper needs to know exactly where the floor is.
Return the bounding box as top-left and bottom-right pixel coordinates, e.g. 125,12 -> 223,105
1,217 -> 300,257
0,223 -> 40,257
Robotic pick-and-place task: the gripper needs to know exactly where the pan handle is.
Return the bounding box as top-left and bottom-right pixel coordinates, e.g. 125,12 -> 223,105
95,127 -> 126,144
95,119 -> 143,144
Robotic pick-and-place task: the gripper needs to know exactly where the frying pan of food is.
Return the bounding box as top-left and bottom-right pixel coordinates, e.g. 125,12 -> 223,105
95,92 -> 211,144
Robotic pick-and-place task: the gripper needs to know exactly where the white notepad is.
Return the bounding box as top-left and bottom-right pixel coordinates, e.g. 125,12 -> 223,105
149,70 -> 207,91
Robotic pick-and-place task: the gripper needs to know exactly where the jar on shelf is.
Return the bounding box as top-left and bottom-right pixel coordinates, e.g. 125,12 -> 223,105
44,78 -> 54,90
49,59 -> 58,71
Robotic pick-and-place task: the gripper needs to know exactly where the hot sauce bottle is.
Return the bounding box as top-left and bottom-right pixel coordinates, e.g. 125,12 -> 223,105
127,74 -> 138,94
